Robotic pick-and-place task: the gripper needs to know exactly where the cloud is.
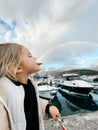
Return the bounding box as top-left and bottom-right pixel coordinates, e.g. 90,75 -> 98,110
0,0 -> 98,68
39,42 -> 98,68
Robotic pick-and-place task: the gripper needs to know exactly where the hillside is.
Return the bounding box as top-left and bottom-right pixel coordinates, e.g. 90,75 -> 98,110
89,66 -> 98,71
35,68 -> 98,79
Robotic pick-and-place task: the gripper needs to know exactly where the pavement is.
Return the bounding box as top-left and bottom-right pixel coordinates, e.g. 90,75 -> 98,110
44,111 -> 98,130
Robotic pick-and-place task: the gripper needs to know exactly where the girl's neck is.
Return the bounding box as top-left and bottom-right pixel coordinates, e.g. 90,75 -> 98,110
16,74 -> 29,84
18,78 -> 28,84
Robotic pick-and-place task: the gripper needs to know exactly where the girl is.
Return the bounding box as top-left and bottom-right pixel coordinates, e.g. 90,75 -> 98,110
0,43 -> 61,130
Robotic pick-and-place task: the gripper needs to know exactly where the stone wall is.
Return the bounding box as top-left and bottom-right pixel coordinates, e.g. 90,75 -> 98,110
44,111 -> 98,130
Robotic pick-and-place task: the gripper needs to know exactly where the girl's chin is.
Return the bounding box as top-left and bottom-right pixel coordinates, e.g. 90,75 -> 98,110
36,66 -> 41,71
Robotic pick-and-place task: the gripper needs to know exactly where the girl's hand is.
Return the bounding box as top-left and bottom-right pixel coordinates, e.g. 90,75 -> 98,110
49,106 -> 61,120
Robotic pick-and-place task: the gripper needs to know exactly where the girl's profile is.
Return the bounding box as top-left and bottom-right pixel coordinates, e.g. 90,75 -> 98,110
0,43 -> 61,130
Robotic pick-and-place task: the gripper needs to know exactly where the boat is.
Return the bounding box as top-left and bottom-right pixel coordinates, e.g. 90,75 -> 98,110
81,75 -> 98,90
57,73 -> 95,96
37,80 -> 59,100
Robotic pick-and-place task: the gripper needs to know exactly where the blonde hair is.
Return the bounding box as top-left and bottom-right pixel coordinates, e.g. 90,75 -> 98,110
0,43 -> 23,80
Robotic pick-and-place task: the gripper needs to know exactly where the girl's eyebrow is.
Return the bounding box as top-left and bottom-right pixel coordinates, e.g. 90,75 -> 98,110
28,52 -> 32,56
28,52 -> 31,55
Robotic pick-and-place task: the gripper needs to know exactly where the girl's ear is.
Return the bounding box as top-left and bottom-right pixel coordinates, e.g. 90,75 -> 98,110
16,65 -> 23,74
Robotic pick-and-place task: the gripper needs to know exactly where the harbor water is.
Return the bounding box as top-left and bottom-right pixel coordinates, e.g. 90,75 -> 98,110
50,89 -> 98,117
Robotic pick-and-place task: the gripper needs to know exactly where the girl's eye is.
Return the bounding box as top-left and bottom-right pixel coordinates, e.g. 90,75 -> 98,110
28,55 -> 32,57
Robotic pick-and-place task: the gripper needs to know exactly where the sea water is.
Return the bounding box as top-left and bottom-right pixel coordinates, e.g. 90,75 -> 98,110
51,90 -> 98,117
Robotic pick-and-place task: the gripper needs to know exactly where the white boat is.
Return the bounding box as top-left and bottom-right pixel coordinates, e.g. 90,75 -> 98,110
38,81 -> 59,100
81,75 -> 98,90
57,73 -> 95,96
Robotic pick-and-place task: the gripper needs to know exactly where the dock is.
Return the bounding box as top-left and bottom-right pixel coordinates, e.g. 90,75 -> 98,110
44,110 -> 98,130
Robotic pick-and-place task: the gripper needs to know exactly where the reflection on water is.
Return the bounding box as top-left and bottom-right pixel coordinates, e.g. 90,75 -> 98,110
50,94 -> 62,113
51,90 -> 98,117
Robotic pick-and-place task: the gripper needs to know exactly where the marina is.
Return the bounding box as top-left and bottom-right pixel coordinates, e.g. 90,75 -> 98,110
36,71 -> 98,117
36,71 -> 98,129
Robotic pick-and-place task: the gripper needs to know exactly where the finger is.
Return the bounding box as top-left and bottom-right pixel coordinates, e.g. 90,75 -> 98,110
57,113 -> 62,119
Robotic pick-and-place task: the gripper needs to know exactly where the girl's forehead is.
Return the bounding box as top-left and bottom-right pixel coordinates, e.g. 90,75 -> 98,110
21,47 -> 30,54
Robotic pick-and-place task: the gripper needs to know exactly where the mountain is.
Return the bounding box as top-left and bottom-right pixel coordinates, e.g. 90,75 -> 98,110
89,66 -> 98,71
34,68 -> 98,79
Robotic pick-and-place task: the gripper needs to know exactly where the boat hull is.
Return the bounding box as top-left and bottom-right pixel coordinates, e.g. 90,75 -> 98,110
58,83 -> 93,96
38,85 -> 59,100
39,90 -> 57,100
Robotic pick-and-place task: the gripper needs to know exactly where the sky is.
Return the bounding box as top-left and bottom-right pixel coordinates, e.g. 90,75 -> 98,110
0,0 -> 98,69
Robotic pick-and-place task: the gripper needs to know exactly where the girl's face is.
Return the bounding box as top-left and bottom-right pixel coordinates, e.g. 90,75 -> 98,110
19,47 -> 42,74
